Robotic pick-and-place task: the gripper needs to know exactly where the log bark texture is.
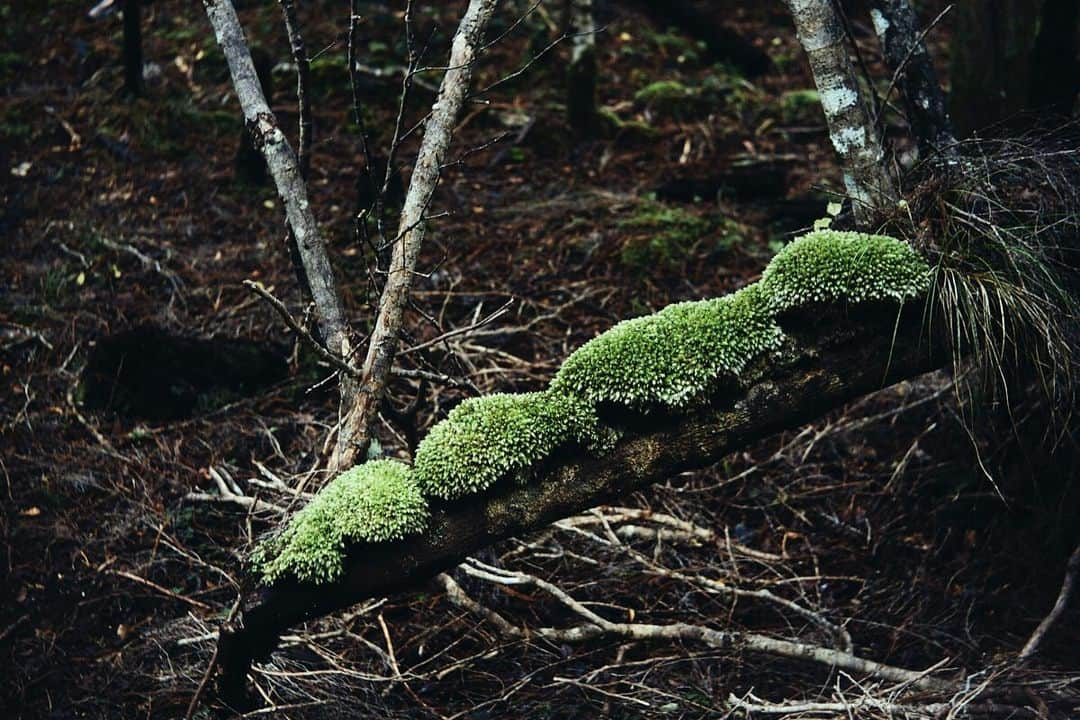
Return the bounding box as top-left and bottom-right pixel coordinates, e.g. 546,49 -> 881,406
785,0 -> 897,225
215,301 -> 942,708
331,0 -> 499,471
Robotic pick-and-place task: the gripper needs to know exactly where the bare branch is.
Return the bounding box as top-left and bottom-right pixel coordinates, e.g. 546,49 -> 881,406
203,0 -> 350,359
332,0 -> 499,470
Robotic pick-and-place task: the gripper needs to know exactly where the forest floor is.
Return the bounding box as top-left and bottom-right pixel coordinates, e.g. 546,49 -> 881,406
2,1 -> 1078,718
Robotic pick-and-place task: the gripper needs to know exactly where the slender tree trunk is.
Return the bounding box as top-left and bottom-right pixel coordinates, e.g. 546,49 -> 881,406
949,0 -> 1041,136
122,0 -> 143,96
566,0 -> 598,137
867,0 -> 956,155
233,47 -> 274,186
1029,0 -> 1080,119
203,0 -> 353,384
331,0 -> 499,472
785,0 -> 897,226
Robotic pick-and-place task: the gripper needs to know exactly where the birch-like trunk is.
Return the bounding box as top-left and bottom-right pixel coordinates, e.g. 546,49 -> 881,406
785,0 -> 897,226
566,0 -> 598,137
867,0 -> 956,156
331,0 -> 499,471
203,0 -> 354,406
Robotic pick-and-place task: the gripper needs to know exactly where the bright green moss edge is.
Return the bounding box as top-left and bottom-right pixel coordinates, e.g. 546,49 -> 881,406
412,390 -> 599,500
761,230 -> 931,313
253,460 -> 428,584
551,283 -> 783,409
253,230 -> 930,583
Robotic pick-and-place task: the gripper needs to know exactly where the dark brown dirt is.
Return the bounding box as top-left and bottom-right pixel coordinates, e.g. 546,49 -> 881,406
1,1 -> 1077,718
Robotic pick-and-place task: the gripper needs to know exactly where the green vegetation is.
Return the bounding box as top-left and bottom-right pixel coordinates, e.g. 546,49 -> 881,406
761,230 -> 931,312
552,284 -> 783,410
634,80 -> 704,119
413,391 -> 599,500
778,89 -> 822,122
253,460 -> 429,584
256,231 -> 933,582
618,200 -> 743,270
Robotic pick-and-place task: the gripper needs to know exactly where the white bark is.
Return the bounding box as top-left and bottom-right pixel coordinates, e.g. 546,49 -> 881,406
203,0 -> 350,359
332,0 -> 499,470
785,0 -> 897,226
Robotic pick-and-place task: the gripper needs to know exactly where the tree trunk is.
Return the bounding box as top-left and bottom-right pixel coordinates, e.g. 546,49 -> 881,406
867,0 -> 956,155
1029,0 -> 1080,120
122,0 -> 142,96
203,0 -> 356,427
784,0 -> 897,226
949,0 -> 1042,136
566,0 -> 598,137
331,0 -> 499,472
215,301 -> 943,707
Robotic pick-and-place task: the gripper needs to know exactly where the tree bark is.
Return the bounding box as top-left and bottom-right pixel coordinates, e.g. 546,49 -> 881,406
215,301 -> 943,708
566,0 -> 598,137
203,0 -> 354,410
866,0 -> 956,156
331,0 -> 499,472
785,0 -> 897,226
949,0 -> 1042,137
122,0 -> 143,96
1029,0 -> 1080,120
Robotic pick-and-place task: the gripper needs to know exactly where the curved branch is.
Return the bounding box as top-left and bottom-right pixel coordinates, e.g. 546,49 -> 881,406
215,302 -> 943,707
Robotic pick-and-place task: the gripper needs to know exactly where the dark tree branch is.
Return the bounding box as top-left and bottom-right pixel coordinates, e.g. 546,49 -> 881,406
122,0 -> 143,96
214,302 -> 943,708
278,0 -> 313,181
867,0 -> 957,155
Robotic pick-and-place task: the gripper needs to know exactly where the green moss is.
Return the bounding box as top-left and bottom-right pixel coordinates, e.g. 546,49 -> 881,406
551,284 -> 783,410
761,230 -> 931,313
412,391 -> 599,500
633,80 -> 705,119
617,201 -> 744,270
253,460 -> 428,584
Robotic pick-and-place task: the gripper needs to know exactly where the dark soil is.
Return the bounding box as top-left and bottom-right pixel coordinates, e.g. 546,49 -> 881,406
1,1 -> 1077,718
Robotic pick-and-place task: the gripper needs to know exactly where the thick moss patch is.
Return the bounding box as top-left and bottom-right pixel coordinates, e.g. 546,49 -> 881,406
761,230 -> 931,312
253,460 -> 428,584
551,283 -> 783,410
413,391 -> 599,500
253,230 -> 932,584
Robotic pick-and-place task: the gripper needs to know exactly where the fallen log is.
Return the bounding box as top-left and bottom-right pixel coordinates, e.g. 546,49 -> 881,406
215,299 -> 942,708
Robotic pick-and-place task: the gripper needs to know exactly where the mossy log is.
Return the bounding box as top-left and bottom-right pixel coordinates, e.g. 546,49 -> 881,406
215,300 -> 942,708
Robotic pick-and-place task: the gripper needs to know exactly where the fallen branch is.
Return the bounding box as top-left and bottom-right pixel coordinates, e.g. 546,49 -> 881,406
455,558 -> 950,692
1019,544 -> 1080,660
214,301 -> 944,706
